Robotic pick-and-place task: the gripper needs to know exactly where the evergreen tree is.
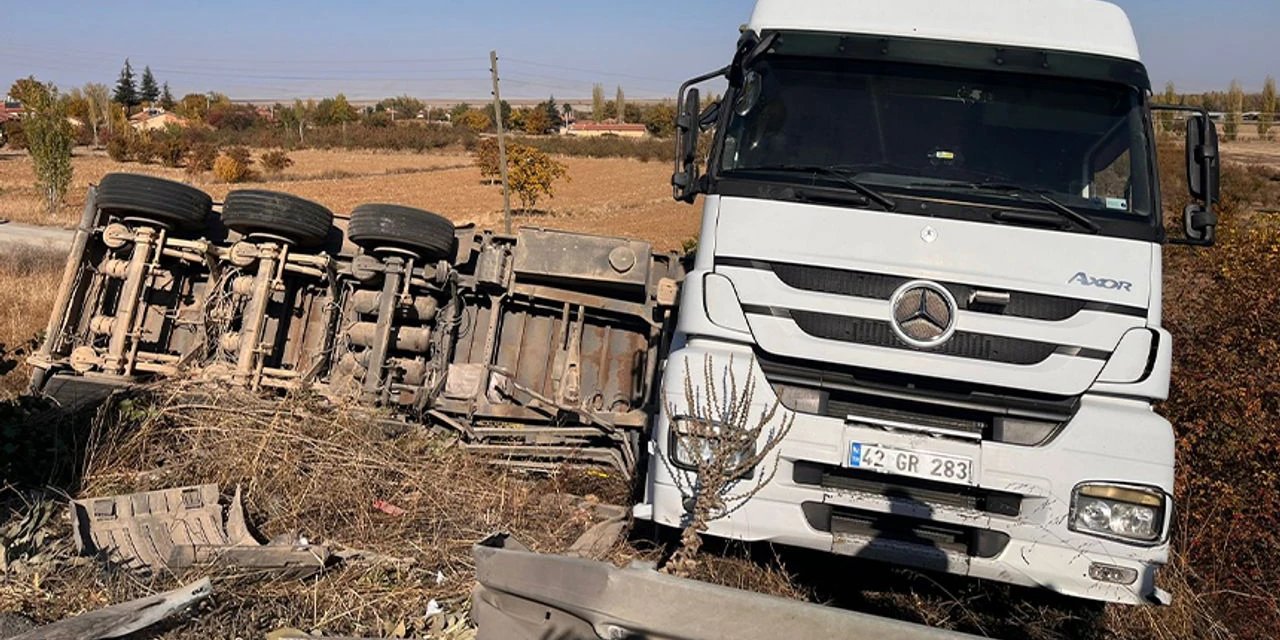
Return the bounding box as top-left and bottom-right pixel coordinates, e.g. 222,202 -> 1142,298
616,86 -> 625,123
113,59 -> 138,110
159,82 -> 176,111
545,95 -> 562,128
139,66 -> 160,105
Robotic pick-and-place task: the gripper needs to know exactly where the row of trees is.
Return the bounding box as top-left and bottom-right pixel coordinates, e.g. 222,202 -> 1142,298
112,59 -> 174,113
1159,76 -> 1278,141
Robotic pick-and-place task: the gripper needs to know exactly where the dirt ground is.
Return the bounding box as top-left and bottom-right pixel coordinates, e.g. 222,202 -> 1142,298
1222,139 -> 1280,171
0,147 -> 699,251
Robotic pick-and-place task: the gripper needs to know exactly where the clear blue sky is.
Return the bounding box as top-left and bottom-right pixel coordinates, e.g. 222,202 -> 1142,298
1,0 -> 1275,102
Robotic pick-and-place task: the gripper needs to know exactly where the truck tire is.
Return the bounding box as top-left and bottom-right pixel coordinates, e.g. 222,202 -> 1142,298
348,203 -> 455,261
96,173 -> 213,231
221,189 -> 334,248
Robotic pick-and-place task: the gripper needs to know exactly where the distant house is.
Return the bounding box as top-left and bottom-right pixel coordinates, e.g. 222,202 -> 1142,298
130,108 -> 187,131
566,119 -> 648,138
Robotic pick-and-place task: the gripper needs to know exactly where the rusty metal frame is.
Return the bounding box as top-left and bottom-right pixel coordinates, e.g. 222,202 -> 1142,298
29,184 -> 684,473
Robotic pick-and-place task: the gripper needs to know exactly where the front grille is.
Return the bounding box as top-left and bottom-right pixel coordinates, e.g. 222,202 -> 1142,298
794,462 -> 1022,516
757,350 -> 1080,422
786,309 -> 1062,365
802,503 -> 1011,559
720,257 -> 1145,321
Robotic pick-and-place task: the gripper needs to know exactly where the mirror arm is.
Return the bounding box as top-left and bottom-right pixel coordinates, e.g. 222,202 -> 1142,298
672,66 -> 729,203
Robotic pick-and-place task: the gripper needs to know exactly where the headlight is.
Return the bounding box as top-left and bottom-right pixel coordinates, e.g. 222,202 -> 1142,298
1070,483 -> 1165,543
669,418 -> 754,471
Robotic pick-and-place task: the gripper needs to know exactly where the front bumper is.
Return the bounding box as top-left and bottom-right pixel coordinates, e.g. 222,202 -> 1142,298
640,339 -> 1174,606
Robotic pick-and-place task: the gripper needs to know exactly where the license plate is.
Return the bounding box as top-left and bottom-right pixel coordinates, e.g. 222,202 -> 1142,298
849,443 -> 975,486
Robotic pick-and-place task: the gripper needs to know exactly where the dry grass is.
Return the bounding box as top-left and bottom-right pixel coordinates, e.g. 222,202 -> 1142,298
0,148 -> 698,251
0,247 -> 63,399
0,385 -> 630,637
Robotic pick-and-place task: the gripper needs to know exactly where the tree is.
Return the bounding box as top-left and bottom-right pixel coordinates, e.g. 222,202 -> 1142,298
1226,79 -> 1244,141
379,94 -> 425,120
159,82 -> 176,111
113,59 -> 139,111
472,137 -> 501,183
1159,82 -> 1178,134
616,86 -> 625,123
543,95 -> 563,130
11,77 -> 74,216
506,143 -> 568,212
645,101 -> 677,138
82,83 -> 111,146
139,66 -> 160,105
315,93 -> 357,128
454,108 -> 490,134
206,102 -> 259,130
483,100 -> 511,130
278,99 -> 311,143
522,107 -> 551,135
591,83 -> 605,121
1261,76 -> 1276,141
449,102 -> 471,122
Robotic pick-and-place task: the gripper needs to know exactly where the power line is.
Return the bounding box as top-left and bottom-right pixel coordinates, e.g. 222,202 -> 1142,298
503,57 -> 673,84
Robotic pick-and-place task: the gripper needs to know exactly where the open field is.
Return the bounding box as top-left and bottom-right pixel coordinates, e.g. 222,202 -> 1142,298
0,147 -> 699,251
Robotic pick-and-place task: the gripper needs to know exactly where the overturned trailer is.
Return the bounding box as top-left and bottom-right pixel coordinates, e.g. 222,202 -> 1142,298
29,174 -> 683,471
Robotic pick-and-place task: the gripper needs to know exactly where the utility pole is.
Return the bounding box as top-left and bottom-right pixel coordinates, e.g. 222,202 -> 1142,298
490,50 -> 513,234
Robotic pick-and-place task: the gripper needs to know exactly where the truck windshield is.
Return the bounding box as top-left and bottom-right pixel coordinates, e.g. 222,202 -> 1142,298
717,57 -> 1155,230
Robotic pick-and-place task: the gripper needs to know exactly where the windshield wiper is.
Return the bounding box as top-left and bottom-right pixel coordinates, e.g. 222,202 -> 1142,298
915,181 -> 1100,234
733,165 -> 897,211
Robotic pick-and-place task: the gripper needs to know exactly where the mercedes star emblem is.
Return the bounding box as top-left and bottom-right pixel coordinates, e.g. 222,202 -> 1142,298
890,281 -> 958,348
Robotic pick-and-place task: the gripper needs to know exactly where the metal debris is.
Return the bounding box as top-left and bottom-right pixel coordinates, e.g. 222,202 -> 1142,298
9,578 -> 211,640
71,484 -> 330,577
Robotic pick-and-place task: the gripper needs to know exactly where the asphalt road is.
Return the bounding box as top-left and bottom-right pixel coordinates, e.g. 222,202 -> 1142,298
0,222 -> 73,253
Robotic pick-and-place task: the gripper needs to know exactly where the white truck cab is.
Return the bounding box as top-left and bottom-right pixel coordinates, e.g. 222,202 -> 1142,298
639,0 -> 1220,605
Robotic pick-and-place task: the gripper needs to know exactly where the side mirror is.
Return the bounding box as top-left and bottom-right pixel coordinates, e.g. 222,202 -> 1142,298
672,87 -> 701,203
1182,114 -> 1219,245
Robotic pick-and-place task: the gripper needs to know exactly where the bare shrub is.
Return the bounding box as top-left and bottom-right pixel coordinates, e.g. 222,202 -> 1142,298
185,142 -> 217,177
104,132 -> 130,162
153,127 -> 189,168
259,149 -> 293,175
128,133 -> 159,164
659,355 -> 794,577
